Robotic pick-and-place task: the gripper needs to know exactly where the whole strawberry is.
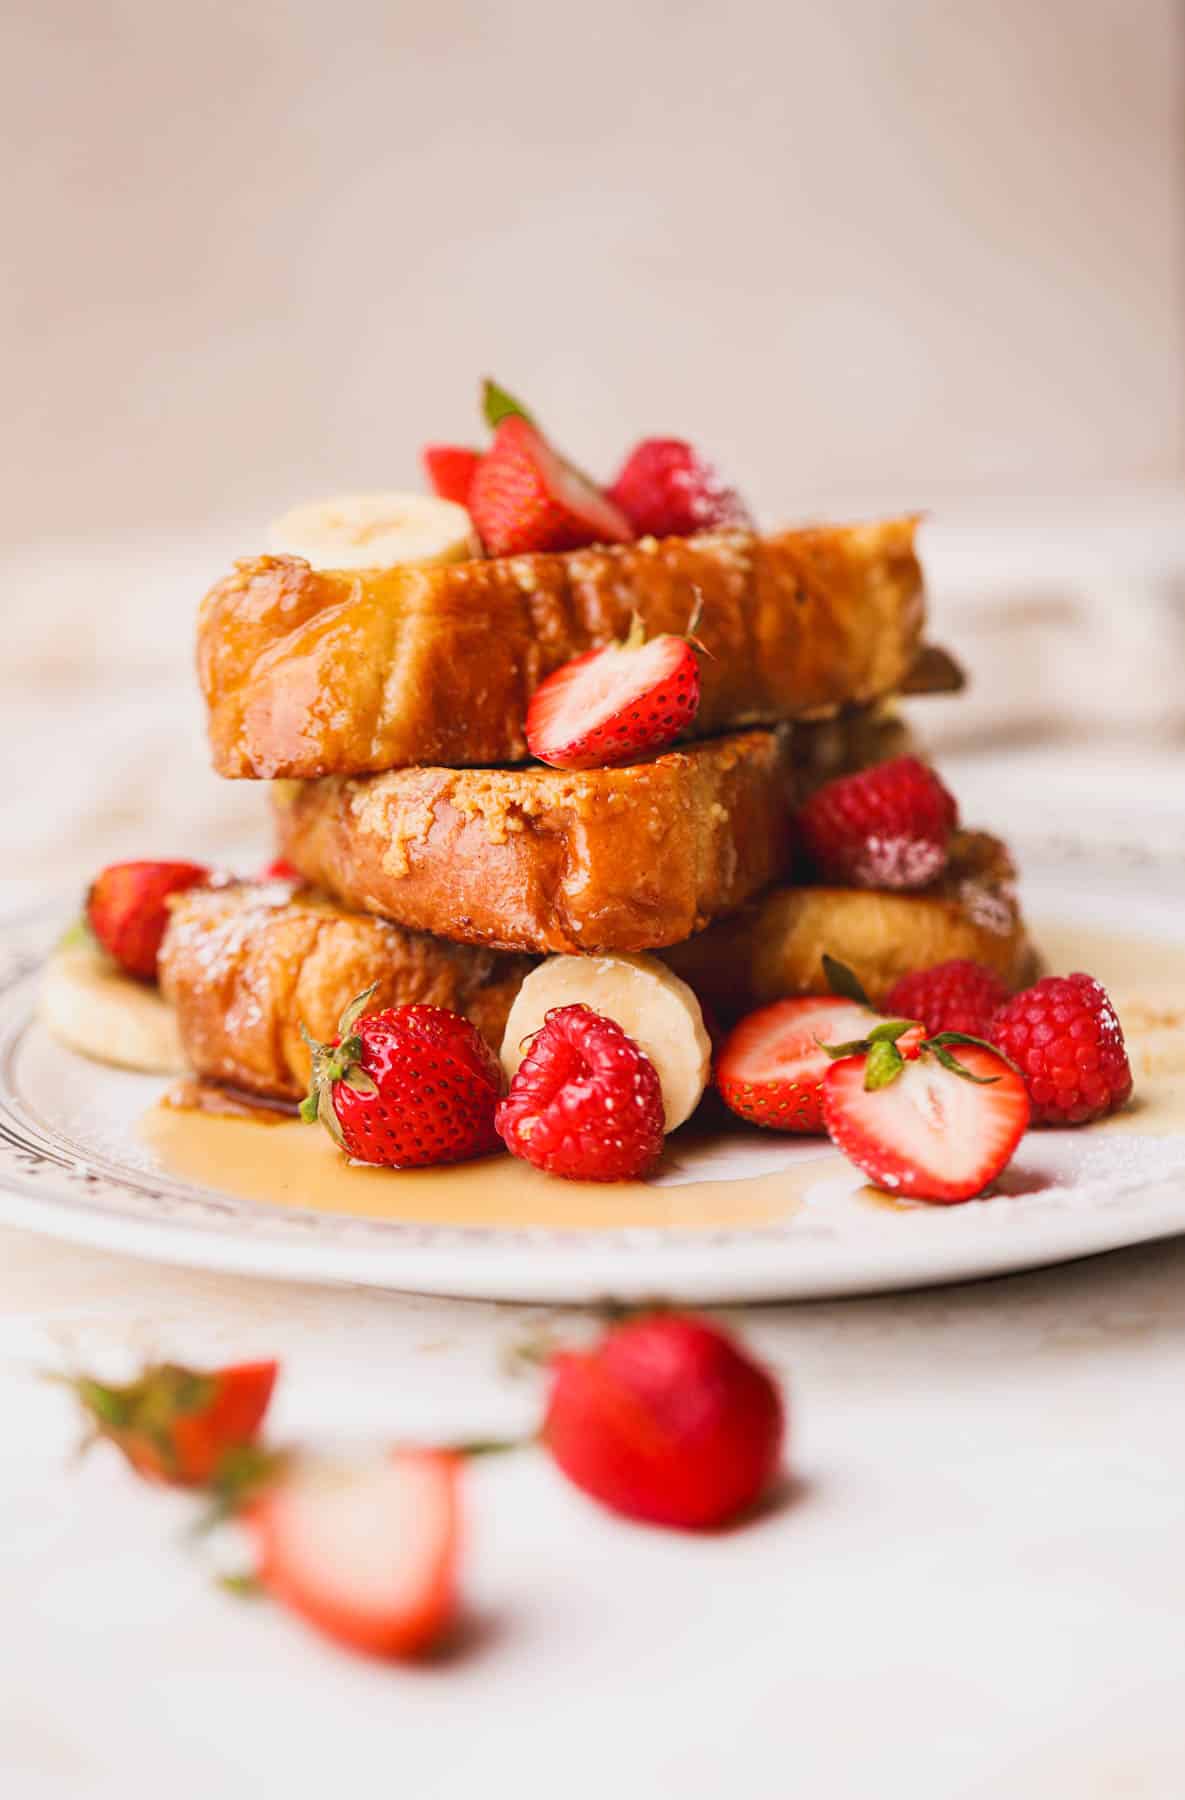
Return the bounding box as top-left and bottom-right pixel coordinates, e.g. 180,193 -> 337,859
884,959 -> 1010,1040
797,756 -> 959,890
86,860 -> 210,980
608,438 -> 753,538
302,987 -> 502,1167
496,1004 -> 665,1181
990,972 -> 1133,1126
67,1358 -> 277,1487
544,1313 -> 784,1530
525,614 -> 701,770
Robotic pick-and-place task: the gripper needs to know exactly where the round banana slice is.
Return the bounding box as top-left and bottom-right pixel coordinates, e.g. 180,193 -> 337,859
268,492 -> 480,571
41,940 -> 186,1075
500,952 -> 712,1132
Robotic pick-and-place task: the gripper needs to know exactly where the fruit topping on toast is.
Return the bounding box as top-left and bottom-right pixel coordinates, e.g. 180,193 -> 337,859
884,958 -> 1010,1039
608,437 -> 753,537
797,755 -> 959,890
422,444 -> 482,507
496,1003 -> 665,1181
468,386 -> 632,555
524,612 -> 702,769
301,987 -> 502,1168
86,860 -> 211,981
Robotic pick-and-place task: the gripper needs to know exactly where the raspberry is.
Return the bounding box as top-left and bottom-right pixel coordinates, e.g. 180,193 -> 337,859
989,973 -> 1133,1126
796,756 -> 958,890
884,959 -> 1010,1039
495,1004 -> 665,1181
607,438 -> 753,539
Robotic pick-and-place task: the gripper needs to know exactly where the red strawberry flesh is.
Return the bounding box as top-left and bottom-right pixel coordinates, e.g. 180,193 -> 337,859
525,628 -> 700,770
469,416 -> 632,557
422,444 -> 482,507
822,1041 -> 1029,1203
716,997 -> 882,1134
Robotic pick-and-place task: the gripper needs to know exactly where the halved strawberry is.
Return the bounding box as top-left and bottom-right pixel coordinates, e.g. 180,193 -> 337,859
86,860 -> 211,980
468,388 -> 632,557
716,996 -> 883,1134
422,444 -> 482,507
246,1449 -> 461,1659
822,1031 -> 1030,1203
68,1359 -> 278,1487
525,616 -> 701,770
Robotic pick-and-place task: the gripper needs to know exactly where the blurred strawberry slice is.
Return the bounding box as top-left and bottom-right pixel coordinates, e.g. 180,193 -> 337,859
422,445 -> 482,507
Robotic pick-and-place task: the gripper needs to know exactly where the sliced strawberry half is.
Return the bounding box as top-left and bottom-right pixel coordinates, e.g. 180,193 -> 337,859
715,997 -> 883,1134
422,444 -> 482,507
525,617 -> 701,770
822,1037 -> 1030,1203
247,1448 -> 461,1660
469,412 -> 632,557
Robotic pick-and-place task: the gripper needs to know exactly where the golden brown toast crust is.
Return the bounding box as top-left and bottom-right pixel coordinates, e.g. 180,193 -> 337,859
159,884 -> 533,1101
199,518 -> 924,779
272,731 -> 793,954
664,832 -> 1037,1019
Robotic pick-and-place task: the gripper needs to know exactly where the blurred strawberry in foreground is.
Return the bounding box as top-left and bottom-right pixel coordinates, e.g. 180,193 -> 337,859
302,988 -> 502,1168
87,860 -> 210,980
797,756 -> 959,891
422,444 -> 482,508
884,959 -> 1010,1041
525,615 -> 701,770
990,972 -> 1133,1126
543,1313 -> 784,1529
246,1449 -> 462,1660
608,438 -> 753,538
468,382 -> 632,557
68,1359 -> 277,1487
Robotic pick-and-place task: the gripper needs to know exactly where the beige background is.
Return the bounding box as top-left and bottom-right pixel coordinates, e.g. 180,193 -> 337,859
3,0 -> 1183,543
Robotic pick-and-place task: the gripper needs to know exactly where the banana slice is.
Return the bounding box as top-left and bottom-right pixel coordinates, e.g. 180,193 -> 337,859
500,953 -> 711,1132
41,940 -> 186,1075
268,492 -> 480,571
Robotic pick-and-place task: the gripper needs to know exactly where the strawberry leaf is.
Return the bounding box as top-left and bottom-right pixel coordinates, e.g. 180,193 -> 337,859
483,379 -> 535,431
929,1044 -> 1000,1085
863,1039 -> 905,1092
822,954 -> 872,1008
867,1018 -> 920,1044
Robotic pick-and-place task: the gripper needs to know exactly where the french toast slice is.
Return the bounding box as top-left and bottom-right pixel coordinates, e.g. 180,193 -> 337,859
159,884 -> 534,1101
272,730 -> 793,955
199,517 -> 925,779
664,832 -> 1037,1018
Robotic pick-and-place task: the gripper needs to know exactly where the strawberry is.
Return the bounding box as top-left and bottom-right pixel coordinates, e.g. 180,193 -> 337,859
716,995 -> 885,1134
524,614 -> 701,770
301,987 -> 501,1168
797,755 -> 959,890
884,959 -> 1010,1040
259,856 -> 301,882
608,438 -> 753,538
67,1359 -> 277,1487
246,1449 -> 461,1659
990,972 -> 1133,1126
821,1021 -> 1030,1203
468,380 -> 632,557
496,1003 -> 665,1181
422,444 -> 482,507
86,860 -> 210,980
544,1313 -> 784,1529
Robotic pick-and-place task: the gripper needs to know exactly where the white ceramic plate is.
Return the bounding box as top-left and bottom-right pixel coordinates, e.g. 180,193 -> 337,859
2,860 -> 1184,1303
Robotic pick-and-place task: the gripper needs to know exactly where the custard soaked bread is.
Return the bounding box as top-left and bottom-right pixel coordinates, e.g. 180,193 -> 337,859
199,518 -> 925,779
665,832 -> 1036,1020
272,730 -> 792,954
159,884 -> 534,1101
159,840 -> 1034,1105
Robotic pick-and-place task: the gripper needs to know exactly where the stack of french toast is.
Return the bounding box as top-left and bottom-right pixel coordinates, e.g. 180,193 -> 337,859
152,389 -> 1034,1143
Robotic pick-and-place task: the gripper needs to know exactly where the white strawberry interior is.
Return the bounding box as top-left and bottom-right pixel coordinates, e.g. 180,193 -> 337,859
532,431 -> 632,540
845,1056 -> 1018,1184
541,636 -> 685,744
275,1454 -> 452,1615
735,1000 -> 876,1084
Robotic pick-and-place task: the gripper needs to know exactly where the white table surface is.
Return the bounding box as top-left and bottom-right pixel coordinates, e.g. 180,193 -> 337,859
3,514 -> 1184,1798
